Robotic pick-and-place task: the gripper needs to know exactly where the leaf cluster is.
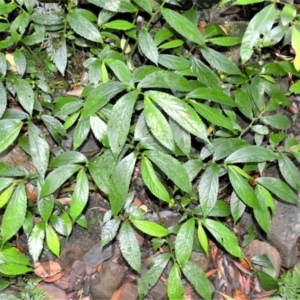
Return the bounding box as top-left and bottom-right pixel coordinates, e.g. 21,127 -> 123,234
0,0 -> 300,298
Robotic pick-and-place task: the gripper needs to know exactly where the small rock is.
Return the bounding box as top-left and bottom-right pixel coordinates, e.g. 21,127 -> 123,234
84,241 -> 114,267
111,282 -> 138,300
243,240 -> 281,278
72,260 -> 86,276
90,261 -> 124,300
38,283 -> 67,300
190,251 -> 210,272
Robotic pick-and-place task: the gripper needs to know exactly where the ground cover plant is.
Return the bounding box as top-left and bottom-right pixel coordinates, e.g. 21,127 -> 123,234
1,0 -> 300,298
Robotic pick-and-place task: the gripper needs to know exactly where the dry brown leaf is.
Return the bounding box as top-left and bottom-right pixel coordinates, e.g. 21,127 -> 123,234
44,271 -> 64,282
34,261 -> 62,278
233,290 -> 249,300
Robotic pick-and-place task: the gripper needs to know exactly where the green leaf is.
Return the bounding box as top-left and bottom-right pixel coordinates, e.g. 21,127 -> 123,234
0,3 -> 17,14
67,9 -> 102,43
292,27 -> 300,71
138,253 -> 171,297
256,270 -> 279,291
133,0 -> 152,14
182,261 -> 212,300
101,217 -> 121,247
197,221 -> 209,255
254,186 -> 271,234
170,118 -> 191,157
175,218 -> 195,267
208,36 -> 241,46
158,54 -> 190,70
138,27 -> 158,65
225,146 -> 277,164
235,88 -> 253,119
28,221 -> 45,262
38,195 -> 54,223
290,80 -> 300,94
40,164 -> 81,198
203,219 -> 242,258
154,27 -> 175,46
240,4 -> 276,63
81,82 -> 126,118
109,152 -> 137,216
141,156 -> 171,203
73,118 -> 90,150
108,91 -> 138,157
138,70 -> 191,92
31,13 -> 63,25
70,169 -> 89,220
191,101 -> 234,132
0,162 -> 28,177
87,0 -> 137,12
0,262 -> 31,276
146,91 -> 208,142
0,246 -> 31,267
132,220 -> 170,237
28,122 -> 49,178
104,20 -> 135,30
104,58 -> 133,86
145,150 -> 192,194
119,221 -> 141,273
209,200 -> 230,217
88,151 -> 116,194
201,46 -> 241,75
0,184 -> 15,209
14,49 -> 26,76
0,119 -> 23,153
278,152 -> 300,191
1,183 -> 27,244
13,77 -> 34,115
51,151 -> 87,167
41,114 -> 67,144
281,4 -> 296,26
46,224 -> 60,257
228,166 -> 258,209
161,8 -> 205,46
159,39 -> 184,49
53,38 -> 67,75
144,96 -> 175,152
187,88 -> 237,107
256,177 -> 298,204
167,264 -> 184,300
190,57 -> 220,89
230,192 -> 245,224
260,115 -> 291,130
199,163 -> 219,217
0,82 -> 7,119
90,114 -> 107,142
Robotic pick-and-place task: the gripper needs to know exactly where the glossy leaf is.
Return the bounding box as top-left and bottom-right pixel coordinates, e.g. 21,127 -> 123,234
90,114 -> 107,142
138,70 -> 191,92
201,46 -> 241,74
119,221 -> 141,273
105,58 -> 133,86
235,88 -> 253,119
281,4 -> 296,26
292,27 -> 300,71
197,221 -> 209,255
187,87 -> 236,107
182,261 -> 212,300
133,0 -> 152,14
141,156 -> 171,203
101,217 -> 121,247
199,163 -> 219,217
260,115 -> 291,130
278,152 -> 300,191
28,122 -> 49,178
191,101 -> 234,132
169,118 -> 191,157
256,270 -> 279,291
67,9 -> 102,43
132,219 -> 170,237
109,152 -> 137,216
138,27 -> 158,65
0,183 -> 15,209
175,218 -> 194,267
230,191 -> 245,224
87,0 -> 136,12
254,186 -> 271,234
138,253 -> 171,297
13,78 -> 34,115
70,169 -> 89,220
46,224 -> 60,257
213,138 -> 248,161
40,164 -> 81,198
41,114 -> 67,144
51,151 -> 87,167
184,159 -> 204,182
228,166 -> 258,209
161,8 -> 205,46
108,91 -> 138,157
144,96 -> 175,151
146,90 -> 207,142
225,146 -> 277,164
240,4 -> 276,63
104,20 -> 135,30
53,38 -> 67,75
73,118 -> 90,150
145,150 -> 192,194
256,177 -> 298,204
81,82 -> 126,118
203,219 -> 242,258
14,49 -> 26,76
0,119 -> 22,154
167,264 -> 184,300
158,54 -> 190,70
0,82 -> 7,119
1,183 -> 27,244
38,195 -> 54,223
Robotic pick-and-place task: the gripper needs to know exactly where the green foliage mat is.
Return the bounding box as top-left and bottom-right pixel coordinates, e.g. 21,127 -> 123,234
1,0 -> 300,298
